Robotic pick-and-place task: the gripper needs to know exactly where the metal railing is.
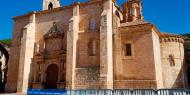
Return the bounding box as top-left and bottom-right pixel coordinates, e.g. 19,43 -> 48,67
27,89 -> 190,95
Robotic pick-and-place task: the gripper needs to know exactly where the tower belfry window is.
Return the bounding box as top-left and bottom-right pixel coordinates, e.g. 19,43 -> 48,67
48,2 -> 53,10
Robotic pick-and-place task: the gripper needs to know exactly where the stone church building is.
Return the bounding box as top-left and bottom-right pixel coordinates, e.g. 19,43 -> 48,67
5,0 -> 187,93
0,43 -> 9,92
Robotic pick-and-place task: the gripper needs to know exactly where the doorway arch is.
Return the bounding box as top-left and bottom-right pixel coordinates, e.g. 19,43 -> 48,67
45,64 -> 59,89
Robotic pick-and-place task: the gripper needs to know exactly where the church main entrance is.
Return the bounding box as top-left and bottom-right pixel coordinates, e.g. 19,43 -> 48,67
45,64 -> 59,89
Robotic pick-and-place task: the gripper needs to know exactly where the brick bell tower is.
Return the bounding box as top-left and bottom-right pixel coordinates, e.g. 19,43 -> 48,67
122,0 -> 143,22
43,0 -> 61,10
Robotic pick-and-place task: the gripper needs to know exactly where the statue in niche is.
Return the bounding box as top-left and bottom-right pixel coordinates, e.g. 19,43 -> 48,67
44,21 -> 65,50
49,22 -> 59,33
45,22 -> 64,38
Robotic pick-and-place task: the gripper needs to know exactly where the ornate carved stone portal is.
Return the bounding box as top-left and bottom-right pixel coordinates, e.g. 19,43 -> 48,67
30,22 -> 66,89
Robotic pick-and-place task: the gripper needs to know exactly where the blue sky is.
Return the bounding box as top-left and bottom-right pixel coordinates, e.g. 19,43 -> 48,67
0,0 -> 189,40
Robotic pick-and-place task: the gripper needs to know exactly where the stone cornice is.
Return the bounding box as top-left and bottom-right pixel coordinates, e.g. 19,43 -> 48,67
119,22 -> 184,44
13,11 -> 36,20
119,22 -> 153,32
119,20 -> 151,28
160,36 -> 184,43
158,32 -> 184,43
13,0 -> 103,20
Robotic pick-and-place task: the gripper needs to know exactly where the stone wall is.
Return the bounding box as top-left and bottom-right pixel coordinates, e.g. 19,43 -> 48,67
160,39 -> 186,88
35,8 -> 72,53
17,14 -> 36,93
152,31 -> 163,88
74,67 -> 100,89
115,24 -> 158,89
77,1 -> 102,67
6,16 -> 30,92
6,0 -> 187,92
120,28 -> 156,80
114,80 -> 157,89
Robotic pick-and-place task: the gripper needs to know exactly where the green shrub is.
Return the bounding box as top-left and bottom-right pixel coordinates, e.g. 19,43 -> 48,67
0,39 -> 12,45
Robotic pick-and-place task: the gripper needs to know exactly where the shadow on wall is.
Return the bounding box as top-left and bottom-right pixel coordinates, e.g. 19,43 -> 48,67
28,59 -> 34,89
172,62 -> 187,88
186,55 -> 190,87
187,64 -> 190,87
185,47 -> 190,87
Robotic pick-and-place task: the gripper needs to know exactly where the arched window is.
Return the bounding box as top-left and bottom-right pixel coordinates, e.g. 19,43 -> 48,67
88,40 -> 96,56
48,2 -> 53,10
169,54 -> 175,66
89,18 -> 96,31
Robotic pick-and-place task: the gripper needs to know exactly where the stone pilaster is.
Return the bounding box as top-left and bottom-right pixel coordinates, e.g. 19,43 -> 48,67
66,3 -> 79,90
17,13 -> 36,93
152,30 -> 163,88
100,0 -> 113,89
114,32 -> 123,80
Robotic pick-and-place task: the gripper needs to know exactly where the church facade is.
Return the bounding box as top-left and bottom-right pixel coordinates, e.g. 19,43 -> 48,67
6,0 -> 187,93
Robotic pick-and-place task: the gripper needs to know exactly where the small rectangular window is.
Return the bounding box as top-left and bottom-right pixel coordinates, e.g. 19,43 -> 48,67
125,43 -> 132,56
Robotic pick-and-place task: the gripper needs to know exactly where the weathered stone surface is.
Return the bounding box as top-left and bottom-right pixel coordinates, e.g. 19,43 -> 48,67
75,67 -> 100,89
5,0 -> 187,93
160,41 -> 185,88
